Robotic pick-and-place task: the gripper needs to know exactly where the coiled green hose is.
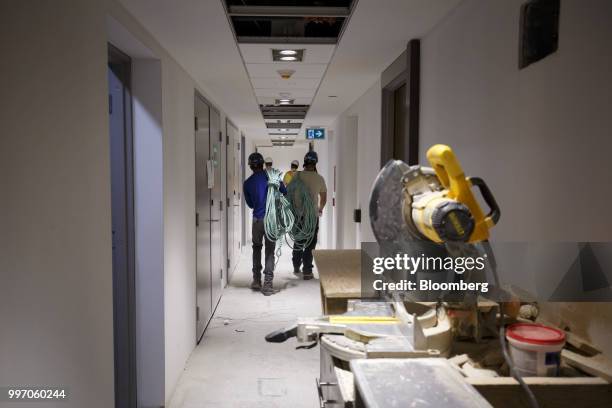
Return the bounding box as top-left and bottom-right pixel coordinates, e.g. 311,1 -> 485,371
286,173 -> 318,251
263,169 -> 318,257
264,169 -> 295,254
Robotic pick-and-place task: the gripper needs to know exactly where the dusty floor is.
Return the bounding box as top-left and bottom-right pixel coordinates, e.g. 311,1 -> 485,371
168,249 -> 322,408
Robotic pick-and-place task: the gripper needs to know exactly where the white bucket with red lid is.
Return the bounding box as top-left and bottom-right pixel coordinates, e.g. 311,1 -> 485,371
506,323 -> 566,377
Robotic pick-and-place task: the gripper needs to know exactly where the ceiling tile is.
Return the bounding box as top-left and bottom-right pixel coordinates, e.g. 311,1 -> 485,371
246,63 -> 327,79
254,88 -> 316,98
239,43 -> 335,64
250,77 -> 319,89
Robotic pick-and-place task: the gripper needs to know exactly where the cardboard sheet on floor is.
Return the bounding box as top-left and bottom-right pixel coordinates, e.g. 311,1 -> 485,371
313,249 -> 362,314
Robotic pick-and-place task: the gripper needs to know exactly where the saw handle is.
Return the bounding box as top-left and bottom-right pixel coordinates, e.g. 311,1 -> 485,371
468,177 -> 500,225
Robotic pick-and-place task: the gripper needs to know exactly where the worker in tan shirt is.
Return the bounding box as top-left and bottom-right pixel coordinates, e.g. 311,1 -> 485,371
291,151 -> 327,280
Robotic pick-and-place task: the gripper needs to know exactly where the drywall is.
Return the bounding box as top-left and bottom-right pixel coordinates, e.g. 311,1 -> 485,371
419,0 -> 612,352
0,1 -> 114,407
327,79 -> 382,246
328,0 -> 612,352
108,2 -> 239,401
326,116 -> 359,249
1,0 -> 240,405
132,58 -> 165,407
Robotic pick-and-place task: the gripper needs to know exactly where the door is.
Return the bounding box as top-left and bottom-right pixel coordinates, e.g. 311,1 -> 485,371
195,95 -> 212,341
108,44 -> 137,408
226,120 -> 242,279
210,109 -> 223,306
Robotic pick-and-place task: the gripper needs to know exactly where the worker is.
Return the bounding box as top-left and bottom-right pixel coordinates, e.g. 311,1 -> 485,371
292,151 -> 327,280
244,152 -> 286,295
283,160 -> 299,185
264,157 -> 273,171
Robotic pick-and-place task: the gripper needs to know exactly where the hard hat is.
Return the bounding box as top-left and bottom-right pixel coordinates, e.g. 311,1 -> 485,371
264,157 -> 273,164
248,152 -> 264,166
304,151 -> 318,165
291,160 -> 299,167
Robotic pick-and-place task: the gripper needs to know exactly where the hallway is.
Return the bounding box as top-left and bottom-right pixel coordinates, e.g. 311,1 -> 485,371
3,1 -> 612,407
168,251 -> 321,408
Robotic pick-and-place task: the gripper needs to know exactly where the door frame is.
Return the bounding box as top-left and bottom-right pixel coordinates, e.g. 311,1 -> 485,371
108,43 -> 137,408
381,39 -> 420,165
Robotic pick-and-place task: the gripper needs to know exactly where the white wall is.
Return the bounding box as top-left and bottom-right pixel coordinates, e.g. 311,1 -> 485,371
1,1 -> 242,405
328,0 -> 612,352
326,80 -> 382,247
420,0 -> 612,242
132,59 -> 165,407
418,0 -> 612,353
0,2 -> 114,407
109,2 -> 241,401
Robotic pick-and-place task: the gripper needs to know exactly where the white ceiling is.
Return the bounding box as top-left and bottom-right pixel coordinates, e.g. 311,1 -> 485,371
304,0 -> 463,128
118,0 -> 462,141
239,42 -> 335,139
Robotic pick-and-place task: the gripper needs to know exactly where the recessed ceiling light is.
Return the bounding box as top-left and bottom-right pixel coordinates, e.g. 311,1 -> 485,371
280,136 -> 288,139
275,98 -> 294,105
272,49 -> 304,62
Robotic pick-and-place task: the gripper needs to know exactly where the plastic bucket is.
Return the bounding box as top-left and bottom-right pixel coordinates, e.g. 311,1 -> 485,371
506,323 -> 566,377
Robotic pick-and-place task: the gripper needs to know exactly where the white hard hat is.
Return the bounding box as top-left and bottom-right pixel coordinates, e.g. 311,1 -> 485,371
265,157 -> 273,164
291,160 -> 299,167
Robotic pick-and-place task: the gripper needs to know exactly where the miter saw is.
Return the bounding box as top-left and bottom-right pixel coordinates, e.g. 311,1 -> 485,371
368,144 -> 502,341
267,144 -> 501,347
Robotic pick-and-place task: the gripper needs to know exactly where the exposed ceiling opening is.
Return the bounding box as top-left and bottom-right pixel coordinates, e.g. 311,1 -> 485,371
225,0 -> 353,7
260,105 -> 309,120
266,122 -> 302,129
230,16 -> 346,44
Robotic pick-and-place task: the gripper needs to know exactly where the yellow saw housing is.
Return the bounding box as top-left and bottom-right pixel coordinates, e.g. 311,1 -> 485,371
405,145 -> 500,243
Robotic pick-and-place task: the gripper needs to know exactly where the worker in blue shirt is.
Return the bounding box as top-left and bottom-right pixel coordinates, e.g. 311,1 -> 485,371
244,152 -> 286,295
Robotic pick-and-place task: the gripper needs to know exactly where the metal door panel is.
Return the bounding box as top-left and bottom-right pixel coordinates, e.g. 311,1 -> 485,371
195,95 -> 212,341
210,109 -> 223,306
226,121 -> 241,277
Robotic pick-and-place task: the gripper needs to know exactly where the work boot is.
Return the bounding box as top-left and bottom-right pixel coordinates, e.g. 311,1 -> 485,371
250,279 -> 262,290
303,271 -> 314,280
261,279 -> 275,296
293,267 -> 301,276
250,272 -> 262,290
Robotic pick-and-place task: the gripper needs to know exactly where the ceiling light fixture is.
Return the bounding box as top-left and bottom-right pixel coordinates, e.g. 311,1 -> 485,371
275,98 -> 295,105
272,49 -> 304,62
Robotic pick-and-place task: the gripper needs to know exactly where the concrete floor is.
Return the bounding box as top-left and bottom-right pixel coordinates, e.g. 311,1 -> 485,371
168,249 -> 322,408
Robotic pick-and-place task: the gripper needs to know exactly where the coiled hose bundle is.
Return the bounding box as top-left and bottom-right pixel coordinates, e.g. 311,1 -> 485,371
286,173 -> 318,251
263,169 -> 319,257
264,169 -> 295,259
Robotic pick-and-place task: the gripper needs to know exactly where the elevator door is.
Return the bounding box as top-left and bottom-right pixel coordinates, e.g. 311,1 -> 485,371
195,95 -> 212,341
108,44 -> 136,408
210,109 -> 223,306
